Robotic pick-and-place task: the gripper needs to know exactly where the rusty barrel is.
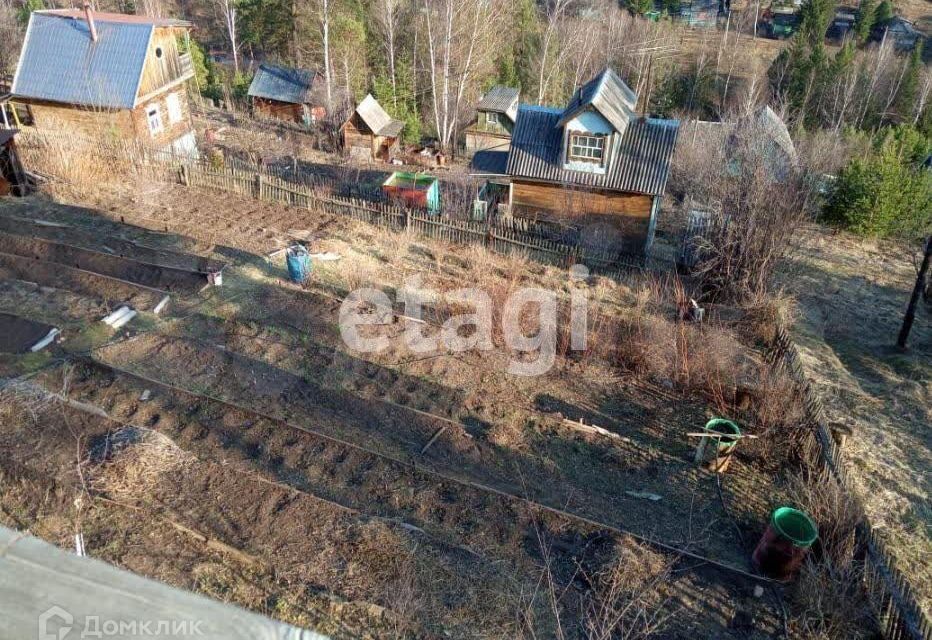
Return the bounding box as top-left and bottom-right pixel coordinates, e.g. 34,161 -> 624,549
752,507 -> 818,581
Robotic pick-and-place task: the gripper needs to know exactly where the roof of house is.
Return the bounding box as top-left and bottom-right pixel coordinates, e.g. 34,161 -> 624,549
506,104 -> 680,196
477,86 -> 519,114
248,64 -> 318,105
35,9 -> 191,27
557,68 -> 637,134
352,94 -> 404,138
11,11 -> 186,109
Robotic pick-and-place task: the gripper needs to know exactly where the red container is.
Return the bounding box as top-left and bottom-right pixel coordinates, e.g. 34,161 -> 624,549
752,507 -> 818,581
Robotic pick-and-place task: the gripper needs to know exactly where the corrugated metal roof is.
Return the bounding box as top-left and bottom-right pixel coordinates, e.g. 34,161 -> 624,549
477,86 -> 519,114
506,105 -> 679,196
248,64 -> 317,104
12,13 -> 153,109
354,94 -> 403,137
558,68 -> 637,134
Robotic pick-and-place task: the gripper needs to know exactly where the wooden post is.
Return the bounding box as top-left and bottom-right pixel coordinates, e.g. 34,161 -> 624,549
255,172 -> 263,199
405,208 -> 411,232
180,163 -> 189,186
897,235 -> 931,349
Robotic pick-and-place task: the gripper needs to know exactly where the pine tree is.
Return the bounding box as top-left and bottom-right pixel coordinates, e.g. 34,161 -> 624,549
874,0 -> 893,25
854,0 -> 877,42
894,42 -> 923,123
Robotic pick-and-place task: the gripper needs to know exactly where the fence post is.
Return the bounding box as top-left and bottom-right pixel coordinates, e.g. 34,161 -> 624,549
255,172 -> 263,199
180,163 -> 189,186
405,208 -> 411,232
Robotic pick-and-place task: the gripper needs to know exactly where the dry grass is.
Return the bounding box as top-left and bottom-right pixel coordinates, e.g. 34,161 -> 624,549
784,466 -> 871,640
90,426 -> 192,502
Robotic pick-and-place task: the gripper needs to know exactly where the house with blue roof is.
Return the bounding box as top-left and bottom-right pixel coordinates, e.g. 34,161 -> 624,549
11,5 -> 197,155
472,68 -> 679,255
248,64 -> 328,124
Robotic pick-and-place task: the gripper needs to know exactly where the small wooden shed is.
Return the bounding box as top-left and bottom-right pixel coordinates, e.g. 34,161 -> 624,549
247,64 -> 326,124
341,94 -> 404,161
465,86 -> 519,155
382,172 -> 440,213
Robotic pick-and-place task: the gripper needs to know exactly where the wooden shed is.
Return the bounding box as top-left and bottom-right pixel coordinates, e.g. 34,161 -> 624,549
465,86 -> 519,155
341,94 -> 404,162
381,172 -> 440,213
247,64 -> 327,124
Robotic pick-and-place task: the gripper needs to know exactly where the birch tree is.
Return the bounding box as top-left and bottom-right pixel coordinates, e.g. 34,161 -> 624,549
320,0 -> 332,106
421,0 -> 502,151
372,0 -> 402,109
212,0 -> 239,74
536,0 -> 572,104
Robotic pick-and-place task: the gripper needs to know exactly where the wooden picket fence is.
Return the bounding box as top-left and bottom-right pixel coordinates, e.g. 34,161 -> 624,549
769,326 -> 931,640
179,161 -> 651,276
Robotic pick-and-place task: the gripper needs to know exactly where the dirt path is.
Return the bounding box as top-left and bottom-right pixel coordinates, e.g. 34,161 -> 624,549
780,228 -> 932,615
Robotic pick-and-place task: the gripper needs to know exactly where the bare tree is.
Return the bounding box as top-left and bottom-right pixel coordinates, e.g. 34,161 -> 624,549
689,114 -> 817,301
320,0 -> 332,106
536,0 -> 572,104
372,0 -> 402,109
212,0 -> 239,74
421,0 -> 501,151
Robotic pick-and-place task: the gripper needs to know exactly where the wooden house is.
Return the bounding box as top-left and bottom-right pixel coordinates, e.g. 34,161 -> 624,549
477,68 -> 679,254
341,94 -> 404,161
10,5 -> 196,156
465,86 -> 519,154
247,64 -> 327,124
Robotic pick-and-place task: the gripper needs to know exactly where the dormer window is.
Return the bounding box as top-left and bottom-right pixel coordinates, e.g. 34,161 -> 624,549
569,133 -> 605,163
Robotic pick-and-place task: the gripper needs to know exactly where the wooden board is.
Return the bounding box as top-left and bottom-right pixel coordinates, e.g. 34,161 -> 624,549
511,180 -> 652,251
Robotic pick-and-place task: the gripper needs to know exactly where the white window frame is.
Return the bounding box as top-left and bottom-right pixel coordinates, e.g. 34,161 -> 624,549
146,104 -> 163,136
165,92 -> 183,124
569,133 -> 605,162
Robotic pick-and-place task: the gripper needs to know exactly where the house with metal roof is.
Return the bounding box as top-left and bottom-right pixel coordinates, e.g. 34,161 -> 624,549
247,64 -> 328,125
341,94 -> 404,162
465,85 -> 519,155
475,68 -> 679,255
10,5 -> 196,155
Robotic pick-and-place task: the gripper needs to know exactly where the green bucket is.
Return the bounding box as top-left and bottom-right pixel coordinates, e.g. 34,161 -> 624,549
771,507 -> 819,548
704,418 -> 741,452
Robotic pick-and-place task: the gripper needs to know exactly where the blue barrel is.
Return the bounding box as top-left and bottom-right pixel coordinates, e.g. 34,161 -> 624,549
286,245 -> 311,283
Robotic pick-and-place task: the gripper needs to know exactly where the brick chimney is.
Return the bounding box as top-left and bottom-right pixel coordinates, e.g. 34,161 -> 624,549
83,2 -> 98,42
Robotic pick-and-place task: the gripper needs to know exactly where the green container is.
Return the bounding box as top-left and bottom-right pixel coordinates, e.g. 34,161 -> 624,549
771,507 -> 819,547
704,418 -> 741,452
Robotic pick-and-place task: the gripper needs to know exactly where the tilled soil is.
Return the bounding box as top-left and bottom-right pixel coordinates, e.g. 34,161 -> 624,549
0,313 -> 54,353
0,214 -> 226,273
0,190 -> 789,637
0,251 -> 167,310
0,231 -> 209,293
89,326 -> 775,573
30,359 -> 781,639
